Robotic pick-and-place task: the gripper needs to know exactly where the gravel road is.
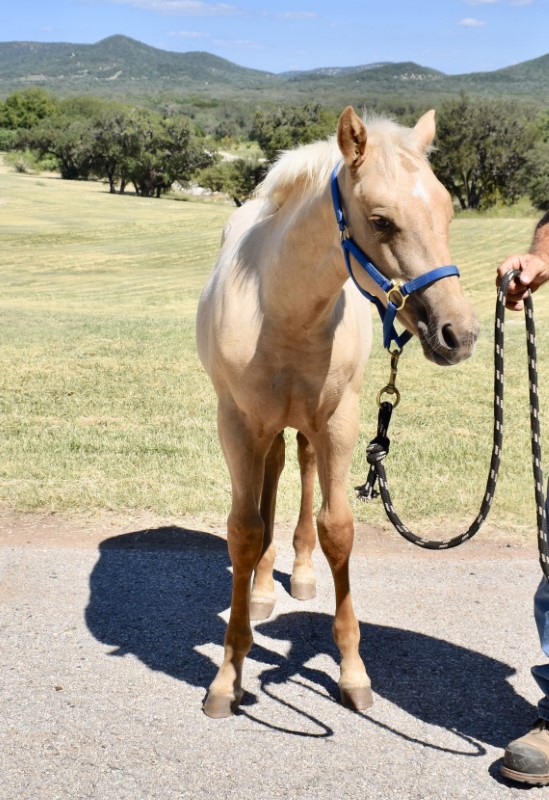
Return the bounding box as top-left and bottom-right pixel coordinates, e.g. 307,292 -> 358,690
0,516 -> 546,800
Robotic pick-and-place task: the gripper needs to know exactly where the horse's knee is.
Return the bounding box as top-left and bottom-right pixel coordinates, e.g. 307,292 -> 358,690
317,503 -> 353,534
227,511 -> 264,572
317,506 -> 354,570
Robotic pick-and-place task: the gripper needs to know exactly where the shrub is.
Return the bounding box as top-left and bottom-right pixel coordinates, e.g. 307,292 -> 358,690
3,149 -> 54,174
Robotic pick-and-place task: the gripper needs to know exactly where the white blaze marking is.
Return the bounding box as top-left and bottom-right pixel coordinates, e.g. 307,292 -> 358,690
412,179 -> 430,203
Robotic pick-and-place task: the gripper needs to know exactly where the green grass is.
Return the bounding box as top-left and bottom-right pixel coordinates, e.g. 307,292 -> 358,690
1,161 -> 548,542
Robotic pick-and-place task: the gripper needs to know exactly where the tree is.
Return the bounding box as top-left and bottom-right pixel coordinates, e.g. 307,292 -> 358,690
19,98 -> 214,194
16,96 -> 115,180
89,106 -> 146,193
158,115 -> 215,192
0,88 -> 58,130
196,157 -> 266,200
431,96 -> 538,210
250,103 -> 338,163
528,163 -> 549,211
525,111 -> 549,211
0,128 -> 17,151
124,113 -> 215,198
19,115 -> 96,180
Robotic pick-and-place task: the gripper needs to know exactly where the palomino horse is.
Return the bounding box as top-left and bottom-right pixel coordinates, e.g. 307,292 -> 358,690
196,106 -> 479,718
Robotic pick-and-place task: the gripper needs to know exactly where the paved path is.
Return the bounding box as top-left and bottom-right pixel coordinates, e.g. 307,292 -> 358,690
0,520 -> 546,799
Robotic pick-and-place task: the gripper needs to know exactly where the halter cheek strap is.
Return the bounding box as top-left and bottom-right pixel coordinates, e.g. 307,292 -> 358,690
330,163 -> 460,351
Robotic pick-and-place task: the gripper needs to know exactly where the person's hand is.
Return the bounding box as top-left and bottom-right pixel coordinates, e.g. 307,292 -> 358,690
496,253 -> 549,310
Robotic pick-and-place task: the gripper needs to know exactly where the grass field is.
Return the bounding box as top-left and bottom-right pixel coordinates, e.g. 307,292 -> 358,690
1,159 -> 548,543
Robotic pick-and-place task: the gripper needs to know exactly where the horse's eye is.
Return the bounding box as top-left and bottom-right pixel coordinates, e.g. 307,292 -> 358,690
371,216 -> 392,233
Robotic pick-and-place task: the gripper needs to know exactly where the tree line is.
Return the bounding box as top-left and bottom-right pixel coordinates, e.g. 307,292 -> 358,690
0,90 -> 216,197
1,87 -> 548,210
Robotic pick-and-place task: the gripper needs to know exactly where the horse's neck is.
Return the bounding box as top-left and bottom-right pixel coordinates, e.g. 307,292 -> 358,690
259,185 -> 346,332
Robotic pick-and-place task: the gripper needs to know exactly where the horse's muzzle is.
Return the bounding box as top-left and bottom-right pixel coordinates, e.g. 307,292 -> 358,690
417,316 -> 480,366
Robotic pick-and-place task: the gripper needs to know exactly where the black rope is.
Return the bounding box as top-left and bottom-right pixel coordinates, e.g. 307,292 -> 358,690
356,269 -> 549,579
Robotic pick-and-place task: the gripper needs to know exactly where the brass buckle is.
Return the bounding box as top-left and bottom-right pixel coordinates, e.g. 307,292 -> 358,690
376,349 -> 401,408
386,281 -> 407,311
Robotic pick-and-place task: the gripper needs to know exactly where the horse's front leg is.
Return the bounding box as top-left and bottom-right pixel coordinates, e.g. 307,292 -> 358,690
203,400 -> 270,719
312,394 -> 373,711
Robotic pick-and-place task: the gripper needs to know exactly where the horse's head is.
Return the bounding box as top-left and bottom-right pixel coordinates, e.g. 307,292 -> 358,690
336,106 -> 479,366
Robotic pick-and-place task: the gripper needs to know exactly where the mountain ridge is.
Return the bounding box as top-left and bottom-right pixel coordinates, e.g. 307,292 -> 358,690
0,35 -> 547,105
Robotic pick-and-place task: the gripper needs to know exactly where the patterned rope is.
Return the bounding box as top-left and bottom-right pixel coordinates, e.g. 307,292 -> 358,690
356,269 -> 549,578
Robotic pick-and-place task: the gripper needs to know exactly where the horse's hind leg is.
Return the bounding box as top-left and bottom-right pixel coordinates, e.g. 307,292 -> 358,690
290,432 -> 317,600
250,431 -> 285,621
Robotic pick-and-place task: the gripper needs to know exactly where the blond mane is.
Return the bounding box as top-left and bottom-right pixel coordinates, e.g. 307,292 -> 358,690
256,115 -> 429,210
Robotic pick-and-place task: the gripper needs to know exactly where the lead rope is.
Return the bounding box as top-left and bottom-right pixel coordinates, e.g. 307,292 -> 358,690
356,268 -> 549,579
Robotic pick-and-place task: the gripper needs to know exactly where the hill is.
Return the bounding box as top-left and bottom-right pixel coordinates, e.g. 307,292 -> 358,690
0,35 -> 548,107
0,35 -> 277,92
436,52 -> 549,100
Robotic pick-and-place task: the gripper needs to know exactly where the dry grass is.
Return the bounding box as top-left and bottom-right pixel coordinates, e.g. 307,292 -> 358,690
1,159 -> 548,543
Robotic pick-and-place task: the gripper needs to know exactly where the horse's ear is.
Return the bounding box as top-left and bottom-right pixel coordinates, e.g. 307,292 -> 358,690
413,109 -> 436,152
337,106 -> 367,170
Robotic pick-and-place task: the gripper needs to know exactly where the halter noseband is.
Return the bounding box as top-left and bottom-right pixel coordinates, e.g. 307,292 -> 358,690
330,163 -> 460,351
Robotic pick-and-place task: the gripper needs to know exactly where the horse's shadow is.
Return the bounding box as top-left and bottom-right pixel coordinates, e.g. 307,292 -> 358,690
85,526 -> 535,751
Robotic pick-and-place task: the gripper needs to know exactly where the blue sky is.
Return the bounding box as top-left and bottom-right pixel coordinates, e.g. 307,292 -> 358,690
1,0 -> 548,75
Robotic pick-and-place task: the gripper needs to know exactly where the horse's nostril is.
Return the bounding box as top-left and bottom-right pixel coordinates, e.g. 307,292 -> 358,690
441,323 -> 459,350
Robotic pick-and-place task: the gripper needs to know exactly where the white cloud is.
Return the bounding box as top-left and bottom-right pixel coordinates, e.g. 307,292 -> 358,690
103,0 -> 241,15
459,17 -> 487,26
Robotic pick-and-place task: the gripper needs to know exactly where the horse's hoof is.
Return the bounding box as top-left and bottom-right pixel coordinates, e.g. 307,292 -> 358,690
339,683 -> 374,711
249,596 -> 276,620
203,689 -> 242,719
290,577 -> 316,600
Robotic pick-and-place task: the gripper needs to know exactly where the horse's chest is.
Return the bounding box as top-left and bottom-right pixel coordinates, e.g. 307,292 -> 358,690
243,360 -> 351,430
217,299 -> 367,430
269,367 -> 319,405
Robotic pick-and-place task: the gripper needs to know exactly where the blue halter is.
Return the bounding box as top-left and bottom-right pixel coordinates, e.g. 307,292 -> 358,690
330,163 -> 460,351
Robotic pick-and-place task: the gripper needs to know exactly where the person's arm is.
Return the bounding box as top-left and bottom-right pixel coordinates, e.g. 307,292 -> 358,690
497,210 -> 549,310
